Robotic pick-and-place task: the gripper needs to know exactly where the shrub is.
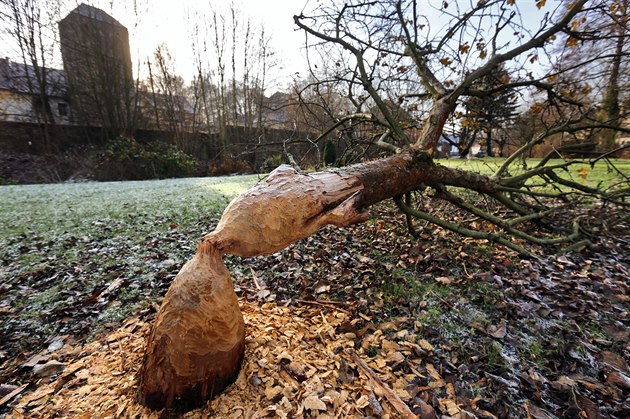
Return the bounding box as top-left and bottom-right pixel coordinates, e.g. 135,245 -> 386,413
262,154 -> 286,172
208,155 -> 252,176
95,136 -> 197,181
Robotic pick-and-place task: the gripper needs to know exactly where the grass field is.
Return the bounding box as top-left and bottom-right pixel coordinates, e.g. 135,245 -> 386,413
437,157 -> 630,191
0,175 -> 260,339
1,158 -> 627,265
0,175 -> 260,239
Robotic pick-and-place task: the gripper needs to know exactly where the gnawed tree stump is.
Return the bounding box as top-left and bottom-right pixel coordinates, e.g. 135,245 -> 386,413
138,0 -> 618,410
138,241 -> 244,410
139,164 -> 380,410
139,151 -> 500,410
204,165 -> 370,257
138,151 -> 501,410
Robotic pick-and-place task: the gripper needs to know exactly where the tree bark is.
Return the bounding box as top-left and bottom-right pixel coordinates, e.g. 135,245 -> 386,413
599,0 -> 627,151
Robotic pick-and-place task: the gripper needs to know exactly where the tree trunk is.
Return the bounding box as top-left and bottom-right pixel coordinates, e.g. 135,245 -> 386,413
599,0 -> 627,151
139,240 -> 244,411
139,150 -> 495,410
459,129 -> 477,158
486,128 -> 494,157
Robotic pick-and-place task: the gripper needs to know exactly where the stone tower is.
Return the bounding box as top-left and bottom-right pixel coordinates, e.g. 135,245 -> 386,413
58,3 -> 133,136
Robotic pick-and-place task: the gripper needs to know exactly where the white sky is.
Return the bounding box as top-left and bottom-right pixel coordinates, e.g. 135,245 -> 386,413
111,0 -> 553,85
91,0 -> 312,88
0,0 -> 559,90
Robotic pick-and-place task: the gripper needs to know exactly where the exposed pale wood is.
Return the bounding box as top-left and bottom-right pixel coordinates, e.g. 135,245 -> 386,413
205,165 -> 369,257
139,158 -> 502,411
139,165 -> 376,410
139,240 -> 245,410
350,350 -> 419,419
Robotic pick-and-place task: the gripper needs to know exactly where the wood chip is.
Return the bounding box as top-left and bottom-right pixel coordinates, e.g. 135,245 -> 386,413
303,395 -> 327,411
9,298 -> 449,418
32,360 -> 65,378
0,384 -> 28,407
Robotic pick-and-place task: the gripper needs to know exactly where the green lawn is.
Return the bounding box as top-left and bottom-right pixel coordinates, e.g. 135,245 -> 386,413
0,175 -> 260,344
437,157 -> 630,191
0,175 -> 260,239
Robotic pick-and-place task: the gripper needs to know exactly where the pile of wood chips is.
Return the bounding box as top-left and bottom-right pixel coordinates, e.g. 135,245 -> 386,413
11,298 -> 446,418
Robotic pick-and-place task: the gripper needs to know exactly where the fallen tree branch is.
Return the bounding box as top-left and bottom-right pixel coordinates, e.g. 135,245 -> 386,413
375,129 -> 403,154
393,195 -> 532,256
435,189 -> 580,246
590,143 -> 630,164
0,383 -> 28,407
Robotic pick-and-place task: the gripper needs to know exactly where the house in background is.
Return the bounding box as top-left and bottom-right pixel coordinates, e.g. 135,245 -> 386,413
259,91 -> 294,130
436,134 -> 483,158
1,3 -> 132,130
0,58 -> 71,125
136,87 -> 196,132
1,4 -> 190,134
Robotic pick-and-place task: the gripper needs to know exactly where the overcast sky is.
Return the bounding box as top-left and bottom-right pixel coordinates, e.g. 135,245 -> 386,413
84,0 -> 313,88
0,0 -> 560,90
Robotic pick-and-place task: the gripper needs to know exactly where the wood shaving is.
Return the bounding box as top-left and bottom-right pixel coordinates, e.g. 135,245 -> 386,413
11,299 -> 441,418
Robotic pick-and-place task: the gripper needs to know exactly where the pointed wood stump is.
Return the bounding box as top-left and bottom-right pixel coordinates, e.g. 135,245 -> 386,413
138,155 -> 453,410
139,240 -> 244,410
138,137 -> 500,411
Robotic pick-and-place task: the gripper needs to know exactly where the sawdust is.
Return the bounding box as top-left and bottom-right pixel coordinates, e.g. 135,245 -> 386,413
11,298 -> 436,418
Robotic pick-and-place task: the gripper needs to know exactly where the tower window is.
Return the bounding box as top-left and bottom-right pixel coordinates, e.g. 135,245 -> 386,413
58,102 -> 69,117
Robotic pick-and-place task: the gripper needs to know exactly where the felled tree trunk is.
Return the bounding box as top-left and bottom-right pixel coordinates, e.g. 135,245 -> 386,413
139,150 -> 494,410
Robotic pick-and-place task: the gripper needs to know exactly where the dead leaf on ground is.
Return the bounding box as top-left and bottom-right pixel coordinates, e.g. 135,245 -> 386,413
32,360 -> 65,378
487,320 -> 507,339
523,401 -> 555,419
435,276 -> 453,285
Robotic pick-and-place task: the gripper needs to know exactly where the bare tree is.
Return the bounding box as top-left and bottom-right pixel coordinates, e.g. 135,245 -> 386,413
146,44 -> 196,150
1,0 -> 63,152
189,4 -> 276,158
554,0 -> 630,151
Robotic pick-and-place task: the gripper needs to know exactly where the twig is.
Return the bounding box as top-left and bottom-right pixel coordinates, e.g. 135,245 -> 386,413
350,350 -> 418,419
394,195 -> 532,256
250,267 -> 262,290
436,189 -> 579,246
590,143 -> 630,165
375,129 -> 403,153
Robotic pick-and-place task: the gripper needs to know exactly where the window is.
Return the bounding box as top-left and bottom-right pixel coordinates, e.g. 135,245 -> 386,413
58,102 -> 68,117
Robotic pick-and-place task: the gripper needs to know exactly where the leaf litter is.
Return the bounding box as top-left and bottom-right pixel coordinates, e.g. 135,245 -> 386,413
0,180 -> 629,417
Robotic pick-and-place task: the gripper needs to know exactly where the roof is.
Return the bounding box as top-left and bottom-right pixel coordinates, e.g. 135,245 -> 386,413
137,90 -> 195,114
263,91 -> 290,110
62,3 -> 125,28
0,58 -> 67,97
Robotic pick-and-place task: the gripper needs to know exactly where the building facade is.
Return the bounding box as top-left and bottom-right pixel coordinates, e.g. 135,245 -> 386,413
58,3 -> 134,133
0,58 -> 71,125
